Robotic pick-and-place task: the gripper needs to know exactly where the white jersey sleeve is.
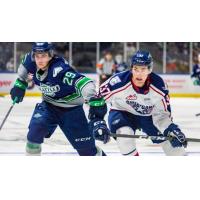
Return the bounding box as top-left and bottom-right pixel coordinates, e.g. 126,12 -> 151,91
152,94 -> 172,133
80,79 -> 97,102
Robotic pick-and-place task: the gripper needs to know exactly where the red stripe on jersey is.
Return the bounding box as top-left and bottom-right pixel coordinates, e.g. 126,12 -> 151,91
162,99 -> 167,112
105,83 -> 132,100
149,85 -> 165,97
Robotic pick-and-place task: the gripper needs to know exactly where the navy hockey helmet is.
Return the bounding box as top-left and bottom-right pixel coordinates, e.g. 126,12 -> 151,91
32,42 -> 54,57
131,50 -> 153,70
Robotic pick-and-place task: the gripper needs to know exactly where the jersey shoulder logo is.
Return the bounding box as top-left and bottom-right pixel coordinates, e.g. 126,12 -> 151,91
21,53 -> 30,65
53,66 -> 63,77
109,76 -> 121,86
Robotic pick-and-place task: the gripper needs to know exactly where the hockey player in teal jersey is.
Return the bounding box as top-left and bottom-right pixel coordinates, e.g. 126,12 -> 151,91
10,42 -> 110,156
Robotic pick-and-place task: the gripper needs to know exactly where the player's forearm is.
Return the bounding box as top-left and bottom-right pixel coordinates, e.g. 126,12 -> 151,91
152,100 -> 173,133
17,64 -> 28,82
80,81 -> 97,102
153,112 -> 173,134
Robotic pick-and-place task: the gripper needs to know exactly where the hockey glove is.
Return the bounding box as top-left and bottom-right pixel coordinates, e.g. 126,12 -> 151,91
88,96 -> 107,119
10,79 -> 28,103
89,119 -> 110,144
88,96 -> 110,143
164,124 -> 187,148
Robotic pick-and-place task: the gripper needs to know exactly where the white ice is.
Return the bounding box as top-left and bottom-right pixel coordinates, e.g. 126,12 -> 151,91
0,96 -> 200,156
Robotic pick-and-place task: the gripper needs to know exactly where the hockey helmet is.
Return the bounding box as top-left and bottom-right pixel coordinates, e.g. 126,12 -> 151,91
131,50 -> 153,70
32,42 -> 54,57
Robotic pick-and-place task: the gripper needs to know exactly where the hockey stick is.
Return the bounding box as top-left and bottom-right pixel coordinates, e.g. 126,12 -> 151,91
0,97 -> 17,131
110,133 -> 200,143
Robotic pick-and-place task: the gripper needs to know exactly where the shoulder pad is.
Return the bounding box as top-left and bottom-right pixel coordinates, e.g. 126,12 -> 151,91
150,73 -> 169,95
21,53 -> 32,66
50,56 -> 73,77
108,70 -> 131,89
20,52 -> 37,73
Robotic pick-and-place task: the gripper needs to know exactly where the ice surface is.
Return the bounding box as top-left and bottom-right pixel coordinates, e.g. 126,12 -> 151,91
0,96 -> 200,156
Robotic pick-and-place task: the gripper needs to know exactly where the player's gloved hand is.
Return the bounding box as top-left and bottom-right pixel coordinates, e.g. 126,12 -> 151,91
88,96 -> 109,143
164,124 -> 187,148
193,79 -> 200,86
10,78 -> 28,103
89,119 -> 110,144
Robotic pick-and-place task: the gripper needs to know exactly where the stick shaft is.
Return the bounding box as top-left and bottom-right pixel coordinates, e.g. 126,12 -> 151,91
0,105 -> 14,130
110,133 -> 200,143
0,98 -> 17,131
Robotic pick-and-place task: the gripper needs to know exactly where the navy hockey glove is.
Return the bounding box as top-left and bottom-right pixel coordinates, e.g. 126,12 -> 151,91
10,79 -> 28,103
164,124 -> 187,148
88,96 -> 110,143
89,119 -> 110,144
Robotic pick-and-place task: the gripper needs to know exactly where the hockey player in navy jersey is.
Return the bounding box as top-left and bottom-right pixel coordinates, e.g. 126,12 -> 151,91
10,42 -> 109,156
191,54 -> 200,86
96,50 -> 187,156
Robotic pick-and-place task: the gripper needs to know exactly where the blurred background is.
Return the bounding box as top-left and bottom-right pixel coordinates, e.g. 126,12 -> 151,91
0,42 -> 200,97
0,42 -> 199,74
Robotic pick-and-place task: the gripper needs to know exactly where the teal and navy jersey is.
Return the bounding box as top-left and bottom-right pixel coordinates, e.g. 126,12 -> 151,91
17,53 -> 96,107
